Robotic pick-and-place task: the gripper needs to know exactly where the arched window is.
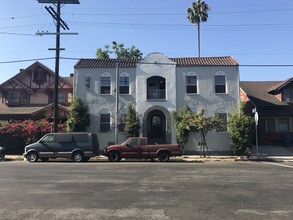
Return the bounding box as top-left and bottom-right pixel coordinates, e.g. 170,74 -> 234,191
215,108 -> 227,132
215,72 -> 226,94
147,76 -> 166,100
119,72 -> 130,95
100,73 -> 111,94
186,72 -> 197,94
100,109 -> 111,132
85,74 -> 91,90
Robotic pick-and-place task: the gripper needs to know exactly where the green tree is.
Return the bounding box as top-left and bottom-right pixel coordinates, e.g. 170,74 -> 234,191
187,0 -> 210,57
228,102 -> 254,155
189,112 -> 223,157
96,41 -> 143,59
172,106 -> 223,155
124,103 -> 140,138
66,96 -> 89,132
172,106 -> 192,151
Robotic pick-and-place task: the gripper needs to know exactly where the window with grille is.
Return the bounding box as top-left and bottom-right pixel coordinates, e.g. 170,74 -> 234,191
101,76 -> 111,94
215,75 -> 226,93
100,113 -> 110,132
186,75 -> 197,94
119,76 -> 129,94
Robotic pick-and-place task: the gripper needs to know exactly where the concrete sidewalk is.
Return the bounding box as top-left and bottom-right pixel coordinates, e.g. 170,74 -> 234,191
250,145 -> 293,162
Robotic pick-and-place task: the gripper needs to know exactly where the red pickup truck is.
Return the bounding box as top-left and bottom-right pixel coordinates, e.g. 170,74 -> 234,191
103,137 -> 181,162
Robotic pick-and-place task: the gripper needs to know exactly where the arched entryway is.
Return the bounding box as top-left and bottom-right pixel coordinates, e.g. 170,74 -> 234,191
143,106 -> 171,145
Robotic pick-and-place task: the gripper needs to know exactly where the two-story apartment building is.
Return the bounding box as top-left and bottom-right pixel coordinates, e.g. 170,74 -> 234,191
74,53 -> 240,153
0,61 -> 73,122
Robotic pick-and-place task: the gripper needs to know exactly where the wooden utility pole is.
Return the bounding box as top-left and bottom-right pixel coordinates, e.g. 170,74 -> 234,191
37,0 -> 79,132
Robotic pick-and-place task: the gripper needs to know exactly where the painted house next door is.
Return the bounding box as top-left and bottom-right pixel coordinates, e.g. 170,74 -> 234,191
0,61 -> 73,122
74,53 -> 239,153
240,78 -> 293,146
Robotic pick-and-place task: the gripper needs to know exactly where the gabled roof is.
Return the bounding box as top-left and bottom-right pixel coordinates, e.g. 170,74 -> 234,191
0,78 -> 34,94
74,56 -> 238,68
240,81 -> 288,106
268,77 -> 293,94
37,76 -> 73,93
0,61 -> 55,89
31,103 -> 69,116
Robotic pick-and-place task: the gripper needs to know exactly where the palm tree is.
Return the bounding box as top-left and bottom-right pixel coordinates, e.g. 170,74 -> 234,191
187,0 -> 210,57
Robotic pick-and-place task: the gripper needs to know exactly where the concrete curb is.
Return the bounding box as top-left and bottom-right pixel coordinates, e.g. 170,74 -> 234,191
2,155 -> 293,162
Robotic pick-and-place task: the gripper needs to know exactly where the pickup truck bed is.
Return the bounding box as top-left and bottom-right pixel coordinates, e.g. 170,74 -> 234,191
103,137 -> 181,162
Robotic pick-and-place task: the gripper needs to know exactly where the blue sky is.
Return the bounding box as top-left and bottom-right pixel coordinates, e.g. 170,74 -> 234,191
0,0 -> 292,83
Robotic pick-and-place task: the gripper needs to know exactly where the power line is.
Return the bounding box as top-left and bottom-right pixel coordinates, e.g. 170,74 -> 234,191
0,57 -> 55,64
0,31 -> 36,36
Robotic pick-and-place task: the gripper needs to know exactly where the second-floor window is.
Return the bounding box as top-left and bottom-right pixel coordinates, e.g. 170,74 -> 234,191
284,89 -> 293,103
50,92 -> 66,104
147,76 -> 166,100
101,76 -> 111,94
119,75 -> 129,95
7,92 -> 28,105
215,74 -> 226,93
186,75 -> 197,94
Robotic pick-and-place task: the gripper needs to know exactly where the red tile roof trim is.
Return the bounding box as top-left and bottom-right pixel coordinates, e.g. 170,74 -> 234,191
74,56 -> 238,68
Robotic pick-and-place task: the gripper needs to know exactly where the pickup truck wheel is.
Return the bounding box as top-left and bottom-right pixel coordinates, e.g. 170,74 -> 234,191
108,151 -> 121,162
27,152 -> 39,163
72,151 -> 84,162
158,151 -> 170,162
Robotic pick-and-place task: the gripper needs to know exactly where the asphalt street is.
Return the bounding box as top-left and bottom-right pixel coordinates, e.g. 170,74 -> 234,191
0,160 -> 293,220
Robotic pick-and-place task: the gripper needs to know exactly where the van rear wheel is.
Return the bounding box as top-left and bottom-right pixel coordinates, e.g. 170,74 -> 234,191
72,151 -> 84,162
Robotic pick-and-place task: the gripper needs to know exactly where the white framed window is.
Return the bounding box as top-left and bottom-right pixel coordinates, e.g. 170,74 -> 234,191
279,118 -> 290,132
215,108 -> 227,132
85,74 -> 91,90
215,72 -> 226,94
101,73 -> 111,94
100,110 -> 111,132
58,92 -> 65,103
119,73 -> 129,95
186,73 -> 197,94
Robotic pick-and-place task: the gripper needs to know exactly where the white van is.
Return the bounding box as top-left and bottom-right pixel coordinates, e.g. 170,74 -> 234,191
23,133 -> 99,162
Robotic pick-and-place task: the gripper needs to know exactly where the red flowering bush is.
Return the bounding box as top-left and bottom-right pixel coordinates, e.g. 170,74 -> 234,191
0,119 -> 65,154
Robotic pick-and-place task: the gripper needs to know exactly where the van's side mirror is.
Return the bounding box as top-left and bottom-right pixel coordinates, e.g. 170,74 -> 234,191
126,144 -> 130,147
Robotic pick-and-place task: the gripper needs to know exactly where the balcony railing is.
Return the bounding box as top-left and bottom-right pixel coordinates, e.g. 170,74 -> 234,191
147,89 -> 166,100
